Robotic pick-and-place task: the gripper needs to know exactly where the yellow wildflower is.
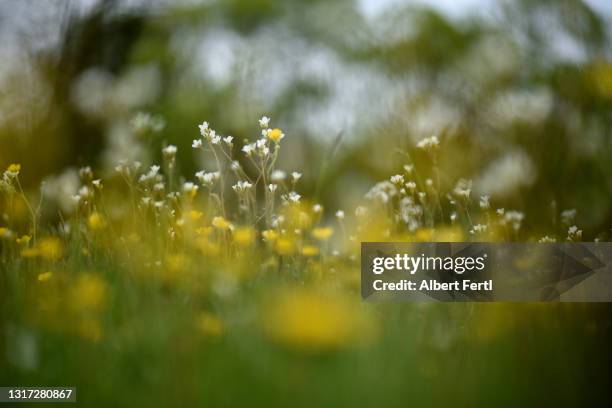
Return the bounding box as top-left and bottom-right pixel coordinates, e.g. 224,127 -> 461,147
301,245 -> 320,256
262,288 -> 375,351
38,271 -> 53,282
21,248 -> 40,258
71,274 -> 107,312
196,226 -> 213,236
262,229 -> 278,242
16,235 -> 31,245
275,237 -> 295,255
195,312 -> 224,337
267,128 -> 285,143
88,212 -> 105,230
212,216 -> 232,230
312,227 -> 333,241
233,227 -> 255,247
0,227 -> 11,239
188,210 -> 203,221
6,163 -> 20,175
38,237 -> 64,261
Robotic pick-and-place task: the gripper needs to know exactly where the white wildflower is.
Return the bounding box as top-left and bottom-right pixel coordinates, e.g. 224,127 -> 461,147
479,195 -> 490,210
232,181 -> 253,192
416,135 -> 439,151
567,225 -> 582,241
259,116 -> 270,128
453,179 -> 472,199
192,139 -> 202,149
283,191 -> 301,203
198,122 -> 209,136
470,224 -> 488,234
242,143 -> 255,156
335,210 -> 345,220
268,184 -> 278,193
291,172 -> 302,182
162,145 -> 177,157
365,181 -> 397,204
561,209 -> 576,225
390,174 -> 404,185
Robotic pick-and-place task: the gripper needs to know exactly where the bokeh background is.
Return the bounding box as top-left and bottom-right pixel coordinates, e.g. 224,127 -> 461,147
2,0 -> 612,406
1,0 -> 612,235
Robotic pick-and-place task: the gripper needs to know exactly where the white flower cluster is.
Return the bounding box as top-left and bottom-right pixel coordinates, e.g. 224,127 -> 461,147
365,181 -> 397,204
195,170 -> 220,186
416,135 -> 440,151
193,121 -> 233,149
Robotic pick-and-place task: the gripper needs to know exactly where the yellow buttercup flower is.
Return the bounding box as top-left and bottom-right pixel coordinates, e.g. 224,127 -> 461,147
188,210 -> 203,221
71,274 -> 107,312
196,226 -> 213,236
233,227 -> 255,247
275,237 -> 295,255
16,235 -> 31,245
267,128 -> 285,143
262,229 -> 279,242
301,245 -> 320,256
312,227 -> 333,241
88,212 -> 105,230
6,163 -> 20,175
38,237 -> 64,261
38,271 -> 53,282
195,312 -> 224,337
0,227 -> 11,238
212,216 -> 232,230
262,288 -> 376,351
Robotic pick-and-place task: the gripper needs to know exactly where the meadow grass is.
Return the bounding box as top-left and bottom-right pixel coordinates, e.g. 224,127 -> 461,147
1,116 -> 609,406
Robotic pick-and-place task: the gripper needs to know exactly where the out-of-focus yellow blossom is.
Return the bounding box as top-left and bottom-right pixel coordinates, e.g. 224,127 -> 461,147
312,227 -> 333,241
433,227 -> 463,242
262,288 -> 376,351
195,312 -> 224,337
196,238 -> 221,257
88,212 -> 105,230
188,210 -> 203,221
196,226 -> 213,236
233,227 -> 255,247
267,128 -> 284,142
301,245 -> 320,256
21,248 -> 39,258
414,228 -> 434,242
16,235 -> 31,245
262,229 -> 278,242
6,163 -> 21,175
275,237 -> 295,255
38,271 -> 53,282
38,237 -> 64,261
71,274 -> 107,312
212,216 -> 232,230
0,227 -> 12,238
